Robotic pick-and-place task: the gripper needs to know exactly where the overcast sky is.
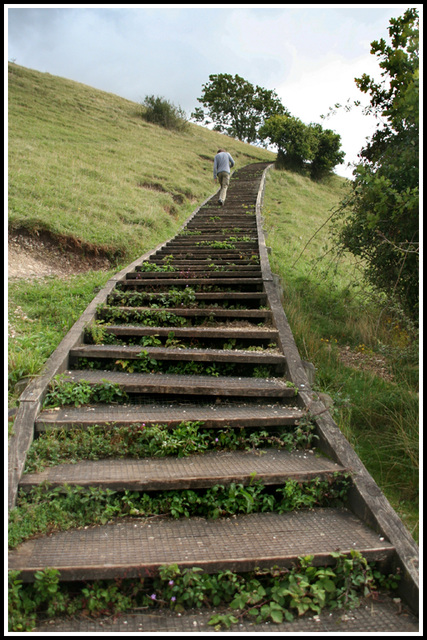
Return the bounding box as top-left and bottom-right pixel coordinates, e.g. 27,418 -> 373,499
6,4 -> 420,178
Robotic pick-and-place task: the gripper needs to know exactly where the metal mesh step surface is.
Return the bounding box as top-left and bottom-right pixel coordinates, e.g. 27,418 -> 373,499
32,596 -> 419,633
59,369 -> 297,398
20,449 -> 344,491
9,508 -> 395,582
70,344 -> 286,366
35,402 -> 304,431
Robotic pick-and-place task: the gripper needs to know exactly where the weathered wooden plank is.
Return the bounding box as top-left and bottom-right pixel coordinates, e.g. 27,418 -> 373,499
8,402 -> 40,510
118,278 -> 264,288
35,403 -> 304,432
61,369 -> 297,398
70,344 -> 286,366
97,306 -> 272,320
172,235 -> 258,242
128,271 -> 261,279
32,598 -> 419,634
103,326 -> 279,341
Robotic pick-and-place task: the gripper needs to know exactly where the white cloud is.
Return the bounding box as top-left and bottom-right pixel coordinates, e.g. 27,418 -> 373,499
273,51 -> 384,177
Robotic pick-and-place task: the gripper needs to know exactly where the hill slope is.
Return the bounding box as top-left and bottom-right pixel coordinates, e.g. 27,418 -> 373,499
8,62 -> 349,278
8,62 -> 276,267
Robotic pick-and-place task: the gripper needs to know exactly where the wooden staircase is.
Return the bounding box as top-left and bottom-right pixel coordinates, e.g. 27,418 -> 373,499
8,163 -> 419,632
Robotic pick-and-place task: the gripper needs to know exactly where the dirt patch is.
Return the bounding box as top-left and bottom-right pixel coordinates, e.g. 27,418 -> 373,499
338,345 -> 394,382
8,229 -> 112,281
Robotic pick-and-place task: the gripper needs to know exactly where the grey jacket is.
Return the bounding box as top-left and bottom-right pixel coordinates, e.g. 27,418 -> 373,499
213,152 -> 235,179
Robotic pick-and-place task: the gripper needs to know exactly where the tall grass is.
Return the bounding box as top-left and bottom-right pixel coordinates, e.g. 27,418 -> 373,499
262,168 -> 419,540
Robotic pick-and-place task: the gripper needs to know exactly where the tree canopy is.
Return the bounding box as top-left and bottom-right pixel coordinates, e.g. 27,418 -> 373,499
191,73 -> 288,144
332,8 -> 419,318
260,115 -> 345,179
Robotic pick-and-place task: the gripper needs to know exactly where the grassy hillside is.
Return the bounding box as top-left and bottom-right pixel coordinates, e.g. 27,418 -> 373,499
8,63 -> 275,261
8,63 -> 418,540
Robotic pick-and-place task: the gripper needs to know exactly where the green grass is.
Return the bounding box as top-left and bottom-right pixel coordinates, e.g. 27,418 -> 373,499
8,271 -> 115,398
8,62 -> 274,261
8,63 -> 418,541
262,169 -> 419,540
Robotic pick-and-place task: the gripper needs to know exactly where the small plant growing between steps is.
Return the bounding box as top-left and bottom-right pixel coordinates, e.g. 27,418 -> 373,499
285,381 -> 299,396
8,555 -> 401,632
106,287 -> 197,309
137,261 -> 176,272
84,321 -> 116,346
9,474 -> 351,546
25,422 -> 318,473
42,375 -> 128,408
196,240 -> 236,250
96,304 -> 188,327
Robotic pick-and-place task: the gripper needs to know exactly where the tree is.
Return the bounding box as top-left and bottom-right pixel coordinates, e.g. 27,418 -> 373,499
309,124 -> 345,180
191,73 -> 288,144
331,9 -> 419,318
259,115 -> 344,178
260,114 -> 315,170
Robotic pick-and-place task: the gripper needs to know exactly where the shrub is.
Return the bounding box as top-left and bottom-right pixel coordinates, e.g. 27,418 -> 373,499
141,95 -> 188,131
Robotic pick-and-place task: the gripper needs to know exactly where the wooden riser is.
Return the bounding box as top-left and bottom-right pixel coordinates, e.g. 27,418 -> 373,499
70,344 -> 286,366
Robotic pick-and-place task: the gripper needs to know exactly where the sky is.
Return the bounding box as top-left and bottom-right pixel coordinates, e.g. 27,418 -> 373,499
6,4 -> 421,179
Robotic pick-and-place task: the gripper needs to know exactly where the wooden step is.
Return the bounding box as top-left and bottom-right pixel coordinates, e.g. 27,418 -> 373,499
151,255 -> 260,264
173,234 -> 258,242
70,344 -> 286,368
8,508 -> 395,582
184,225 -> 257,232
54,370 -> 298,398
19,449 -> 346,491
140,264 -> 261,272
97,306 -> 272,323
187,211 -> 258,218
146,259 -> 260,267
108,291 -> 268,307
120,272 -> 263,284
95,324 -> 279,349
154,249 -> 259,258
128,270 -> 261,279
101,326 -> 279,342
166,244 -> 259,253
35,402 -> 304,432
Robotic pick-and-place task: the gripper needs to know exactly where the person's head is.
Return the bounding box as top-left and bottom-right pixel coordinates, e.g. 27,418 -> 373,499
217,149 -> 225,154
